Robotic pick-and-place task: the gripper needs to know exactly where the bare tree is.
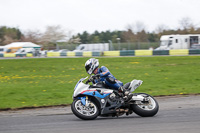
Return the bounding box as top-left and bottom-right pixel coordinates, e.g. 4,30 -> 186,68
22,29 -> 42,43
3,35 -> 17,45
41,25 -> 72,43
122,29 -> 135,42
137,30 -> 148,42
155,24 -> 169,34
126,21 -> 146,34
41,25 -> 73,49
135,21 -> 146,33
124,21 -> 147,42
179,17 -> 194,30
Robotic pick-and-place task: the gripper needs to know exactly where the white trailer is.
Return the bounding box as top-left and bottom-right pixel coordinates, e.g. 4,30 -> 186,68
73,43 -> 109,52
156,34 -> 200,50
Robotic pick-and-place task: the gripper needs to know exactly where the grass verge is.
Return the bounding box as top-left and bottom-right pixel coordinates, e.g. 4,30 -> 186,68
0,56 -> 200,109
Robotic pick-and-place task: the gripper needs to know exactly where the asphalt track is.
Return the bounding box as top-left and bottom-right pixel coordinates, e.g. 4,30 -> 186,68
1,95 -> 200,133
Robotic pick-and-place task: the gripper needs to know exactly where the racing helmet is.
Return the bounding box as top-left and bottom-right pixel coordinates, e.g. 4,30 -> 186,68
85,58 -> 99,75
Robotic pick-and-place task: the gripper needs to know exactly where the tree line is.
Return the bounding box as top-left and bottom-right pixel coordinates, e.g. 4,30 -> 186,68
72,18 -> 200,44
0,17 -> 200,47
0,26 -> 22,45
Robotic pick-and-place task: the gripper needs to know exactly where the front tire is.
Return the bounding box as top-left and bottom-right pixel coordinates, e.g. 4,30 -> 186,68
131,93 -> 159,117
71,99 -> 99,120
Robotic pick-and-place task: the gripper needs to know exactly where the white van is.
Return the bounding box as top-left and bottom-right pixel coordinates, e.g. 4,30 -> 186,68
74,43 -> 109,52
15,48 -> 35,54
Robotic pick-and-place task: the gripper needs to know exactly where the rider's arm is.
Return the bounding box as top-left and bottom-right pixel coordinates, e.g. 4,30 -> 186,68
99,66 -> 110,77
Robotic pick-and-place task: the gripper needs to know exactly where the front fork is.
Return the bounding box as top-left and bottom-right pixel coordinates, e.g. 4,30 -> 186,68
80,96 -> 90,107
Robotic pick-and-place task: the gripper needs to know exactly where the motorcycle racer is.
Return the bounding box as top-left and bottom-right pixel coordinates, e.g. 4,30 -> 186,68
85,58 -> 133,100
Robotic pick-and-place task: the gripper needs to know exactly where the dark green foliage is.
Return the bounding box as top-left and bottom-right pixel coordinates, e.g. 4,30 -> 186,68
0,26 -> 23,45
76,30 -> 123,44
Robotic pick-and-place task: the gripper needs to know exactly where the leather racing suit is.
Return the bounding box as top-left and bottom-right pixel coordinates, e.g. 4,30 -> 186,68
94,66 -> 123,90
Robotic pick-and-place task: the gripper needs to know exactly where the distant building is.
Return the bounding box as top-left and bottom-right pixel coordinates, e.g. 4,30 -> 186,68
4,42 -> 41,53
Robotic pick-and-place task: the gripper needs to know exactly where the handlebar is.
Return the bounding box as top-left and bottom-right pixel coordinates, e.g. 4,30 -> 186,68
85,74 -> 100,84
85,80 -> 90,84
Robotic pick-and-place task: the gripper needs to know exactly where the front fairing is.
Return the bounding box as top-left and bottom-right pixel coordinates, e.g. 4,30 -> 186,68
73,80 -> 90,98
73,77 -> 113,99
74,77 -> 88,90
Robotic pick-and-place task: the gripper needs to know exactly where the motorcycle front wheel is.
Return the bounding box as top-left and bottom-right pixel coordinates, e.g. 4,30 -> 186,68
71,99 -> 99,120
131,93 -> 159,117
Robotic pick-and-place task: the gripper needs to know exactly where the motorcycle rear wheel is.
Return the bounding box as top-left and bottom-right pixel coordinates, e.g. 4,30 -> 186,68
71,99 -> 99,120
131,93 -> 159,117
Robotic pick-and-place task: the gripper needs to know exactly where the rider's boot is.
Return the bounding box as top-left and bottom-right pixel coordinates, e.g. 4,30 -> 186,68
118,86 -> 133,101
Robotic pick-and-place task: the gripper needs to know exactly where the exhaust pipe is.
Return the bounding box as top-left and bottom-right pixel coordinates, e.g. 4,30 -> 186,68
116,109 -> 129,113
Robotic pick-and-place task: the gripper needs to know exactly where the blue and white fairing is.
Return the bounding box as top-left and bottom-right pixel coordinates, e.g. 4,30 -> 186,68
73,77 -> 89,98
73,77 -> 113,99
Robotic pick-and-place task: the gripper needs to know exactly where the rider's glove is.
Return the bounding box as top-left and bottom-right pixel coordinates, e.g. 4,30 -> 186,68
88,76 -> 94,82
87,74 -> 100,84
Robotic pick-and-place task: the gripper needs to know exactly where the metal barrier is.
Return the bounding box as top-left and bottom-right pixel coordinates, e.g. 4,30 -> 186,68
0,53 -> 33,57
45,49 -> 200,57
169,49 -> 189,55
1,49 -> 200,58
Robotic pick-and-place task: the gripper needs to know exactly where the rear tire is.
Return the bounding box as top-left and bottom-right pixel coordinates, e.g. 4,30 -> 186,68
71,99 -> 99,120
131,93 -> 159,117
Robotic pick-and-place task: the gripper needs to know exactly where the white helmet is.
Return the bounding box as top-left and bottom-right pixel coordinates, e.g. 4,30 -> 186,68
85,58 -> 99,75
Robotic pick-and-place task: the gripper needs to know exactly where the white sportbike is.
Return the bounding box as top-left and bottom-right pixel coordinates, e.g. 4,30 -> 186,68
71,76 -> 159,120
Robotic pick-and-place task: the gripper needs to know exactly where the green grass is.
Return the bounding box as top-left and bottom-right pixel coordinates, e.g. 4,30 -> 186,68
0,56 -> 200,109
